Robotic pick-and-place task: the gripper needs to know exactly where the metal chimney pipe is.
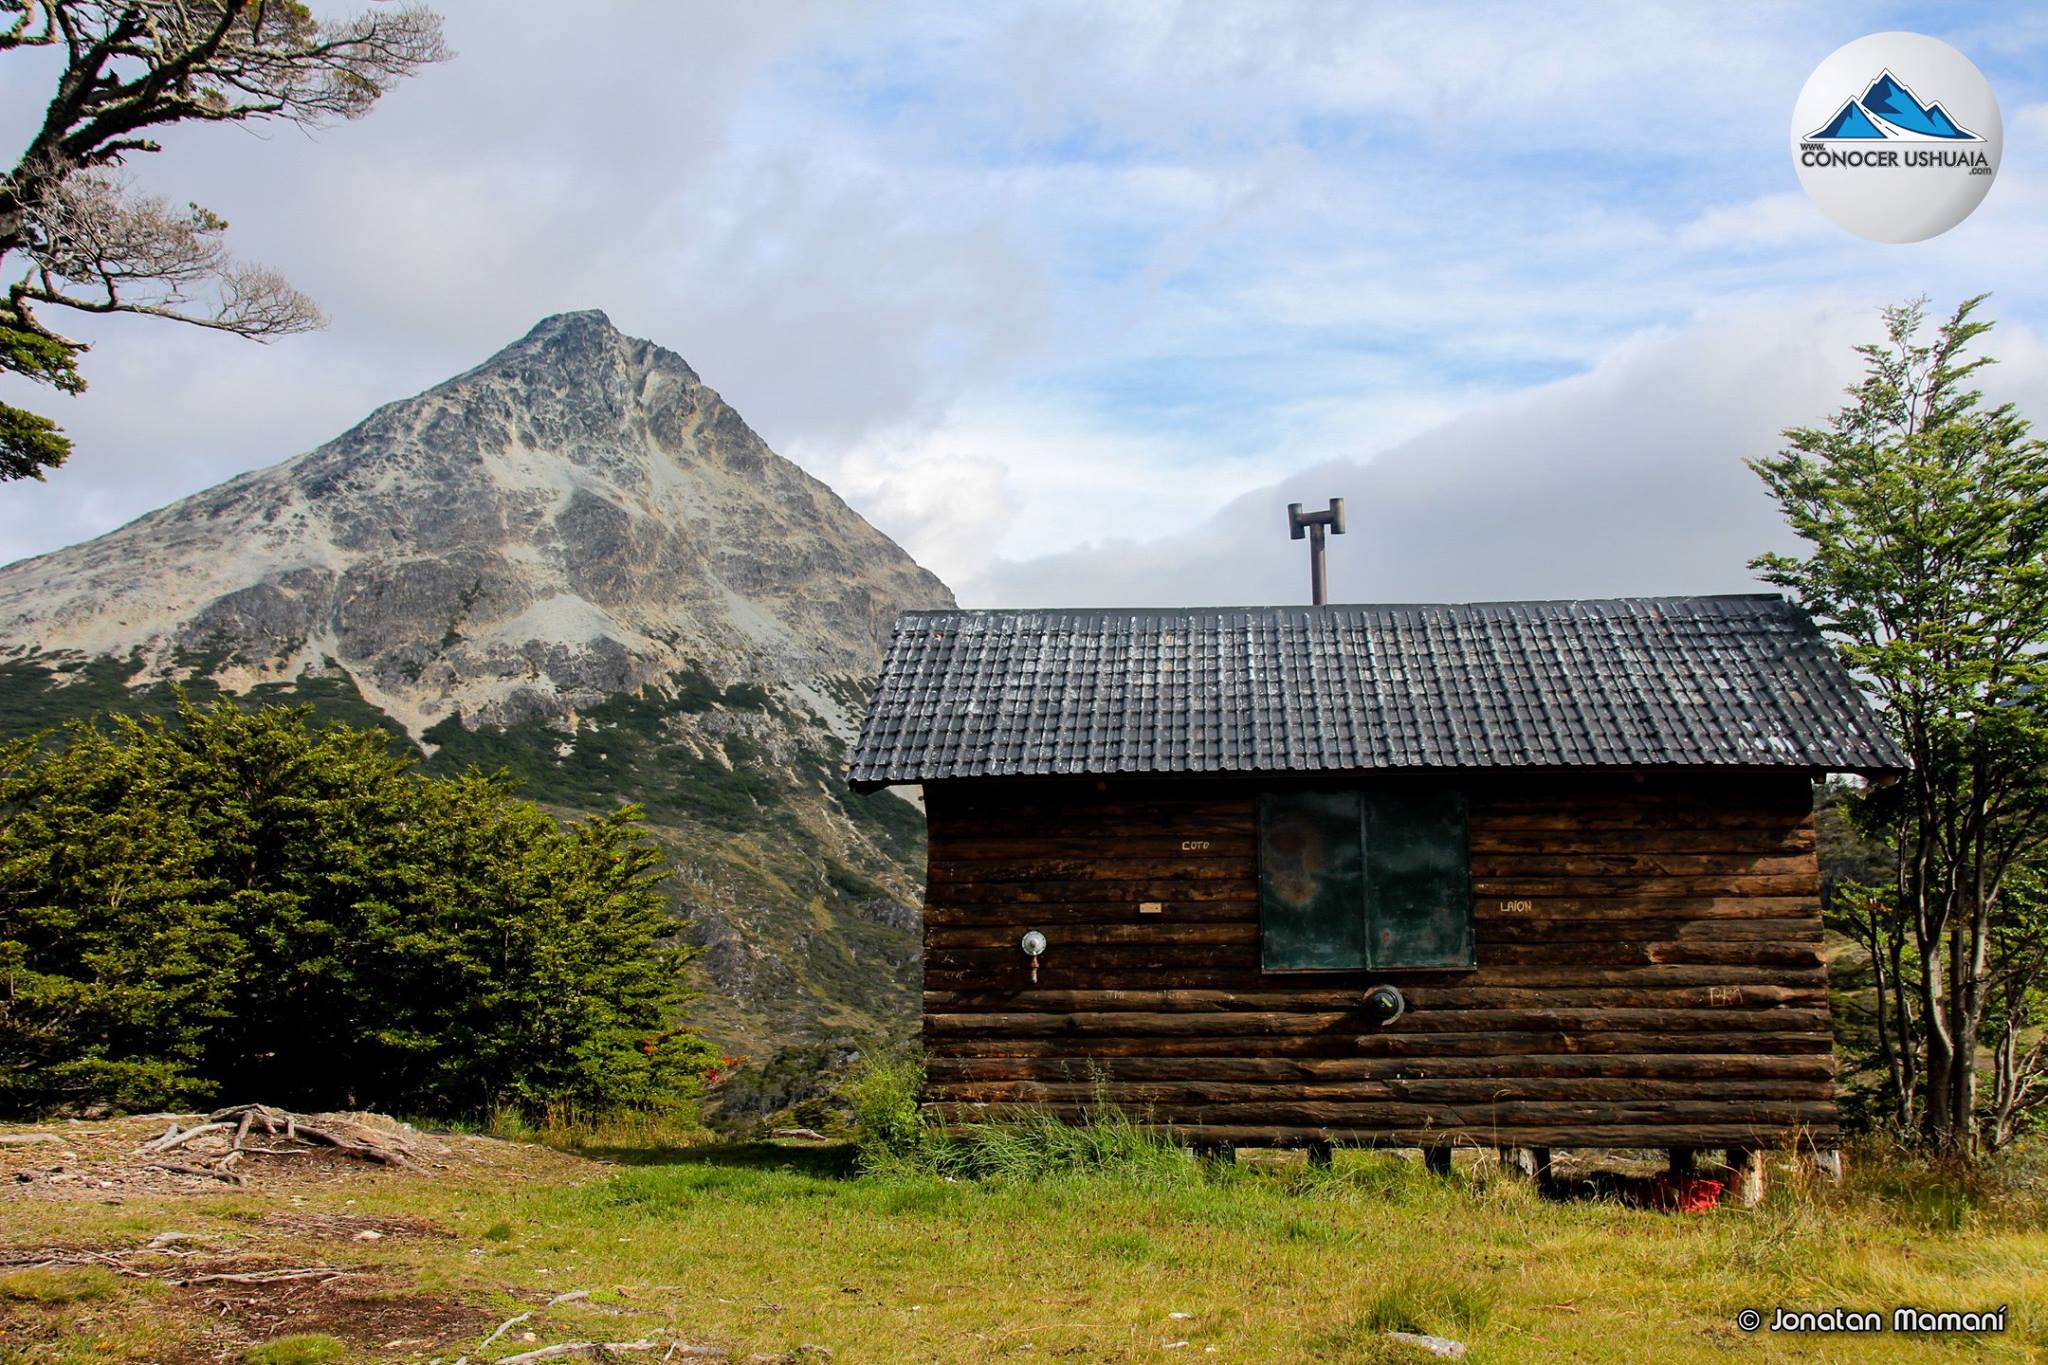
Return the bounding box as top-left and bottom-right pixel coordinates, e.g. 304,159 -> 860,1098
1287,498 -> 1346,605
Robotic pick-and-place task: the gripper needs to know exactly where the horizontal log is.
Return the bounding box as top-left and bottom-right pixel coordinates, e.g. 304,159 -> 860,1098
926,1010 -> 1356,1038
936,880 -> 1260,904
926,923 -> 1259,948
928,900 -> 1826,928
924,985 -> 1827,1012
927,811 -> 1813,848
923,1053 -> 1838,1083
924,1099 -> 1838,1128
927,919 -> 1820,950
1473,918 -> 1821,945
1469,807 -> 1812,828
925,900 -> 1253,925
922,963 -> 1830,992
1451,942 -> 1825,968
922,1030 -> 1836,1060
1468,853 -> 1815,878
929,798 -> 1254,826
1469,827 -> 1816,855
1472,874 -> 1819,897
930,823 -> 1258,847
1471,896 -> 1820,920
1086,1124 -> 1837,1149
930,792 -> 1812,831
928,945 -> 1257,973
930,858 -> 1252,885
926,1078 -> 1835,1106
924,1007 -> 1831,1039
933,880 -> 1823,908
925,834 -> 1810,863
1470,789 -> 1812,811
931,835 -> 1258,861
930,941 -> 1825,974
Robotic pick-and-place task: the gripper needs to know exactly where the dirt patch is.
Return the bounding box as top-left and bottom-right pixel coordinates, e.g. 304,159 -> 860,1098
0,1242 -> 492,1363
175,1266 -> 492,1363
0,1113 -> 589,1203
261,1210 -> 453,1243
0,1113 -> 611,1359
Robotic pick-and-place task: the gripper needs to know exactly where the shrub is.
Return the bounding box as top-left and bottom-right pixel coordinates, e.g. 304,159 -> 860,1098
962,1104 -> 1198,1184
846,1054 -> 1200,1184
0,697 -> 721,1119
846,1054 -> 934,1172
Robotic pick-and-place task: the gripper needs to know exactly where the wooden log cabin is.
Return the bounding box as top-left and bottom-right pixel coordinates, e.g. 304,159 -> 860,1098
848,596 -> 1905,1188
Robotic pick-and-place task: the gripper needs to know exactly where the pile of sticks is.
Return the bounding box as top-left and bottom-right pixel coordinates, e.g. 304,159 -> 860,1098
0,1242 -> 356,1289
133,1103 -> 424,1184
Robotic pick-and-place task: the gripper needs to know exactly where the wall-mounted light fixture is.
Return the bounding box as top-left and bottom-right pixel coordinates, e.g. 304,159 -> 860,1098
1020,929 -> 1048,983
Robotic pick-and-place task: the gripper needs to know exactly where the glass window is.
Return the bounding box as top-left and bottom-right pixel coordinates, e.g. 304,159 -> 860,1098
1257,788 -> 1473,971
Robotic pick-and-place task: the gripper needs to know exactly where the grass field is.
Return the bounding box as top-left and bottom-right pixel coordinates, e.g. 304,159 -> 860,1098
1,1117 -> 2042,1363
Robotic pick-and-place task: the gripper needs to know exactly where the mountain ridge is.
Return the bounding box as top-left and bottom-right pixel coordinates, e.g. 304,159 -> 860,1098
0,309 -> 951,742
0,312 -> 952,1068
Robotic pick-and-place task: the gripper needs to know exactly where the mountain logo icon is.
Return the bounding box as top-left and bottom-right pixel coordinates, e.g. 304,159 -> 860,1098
1807,69 -> 1983,141
1791,32 -> 2001,242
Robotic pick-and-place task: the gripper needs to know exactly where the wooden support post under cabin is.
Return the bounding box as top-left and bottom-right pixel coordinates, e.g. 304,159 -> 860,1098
1801,1147 -> 1844,1184
1497,1145 -> 1552,1188
1667,1147 -> 1697,1180
1725,1147 -> 1766,1208
1423,1144 -> 1453,1178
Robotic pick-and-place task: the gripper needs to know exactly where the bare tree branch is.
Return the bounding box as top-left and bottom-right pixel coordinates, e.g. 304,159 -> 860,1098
0,1 -> 447,480
15,172 -> 323,336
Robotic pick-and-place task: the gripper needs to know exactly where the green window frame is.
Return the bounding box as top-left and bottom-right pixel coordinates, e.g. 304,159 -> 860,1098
1257,787 -> 1474,972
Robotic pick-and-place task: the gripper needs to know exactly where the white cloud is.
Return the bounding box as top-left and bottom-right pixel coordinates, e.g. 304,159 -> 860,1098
1,0 -> 2043,609
963,301 -> 2048,608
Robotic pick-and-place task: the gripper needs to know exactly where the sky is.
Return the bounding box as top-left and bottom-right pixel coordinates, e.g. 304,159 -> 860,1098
2,2 -> 2046,608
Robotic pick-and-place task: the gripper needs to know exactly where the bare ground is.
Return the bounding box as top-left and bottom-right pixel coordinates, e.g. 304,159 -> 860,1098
0,1113 -> 594,1363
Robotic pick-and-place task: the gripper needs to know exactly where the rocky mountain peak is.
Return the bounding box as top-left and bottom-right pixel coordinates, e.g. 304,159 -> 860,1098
0,315 -> 953,741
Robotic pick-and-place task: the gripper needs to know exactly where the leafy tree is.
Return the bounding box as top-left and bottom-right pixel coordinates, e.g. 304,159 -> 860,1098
1752,296 -> 2048,1152
0,698 -> 721,1118
1,1 -> 448,480
0,728 -> 234,1108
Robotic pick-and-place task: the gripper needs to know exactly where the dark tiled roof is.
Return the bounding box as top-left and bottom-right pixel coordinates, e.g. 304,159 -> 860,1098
847,596 -> 1906,787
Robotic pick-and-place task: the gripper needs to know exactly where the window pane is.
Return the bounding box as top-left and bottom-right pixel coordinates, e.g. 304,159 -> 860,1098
1365,788 -> 1474,969
1257,791 -> 1368,971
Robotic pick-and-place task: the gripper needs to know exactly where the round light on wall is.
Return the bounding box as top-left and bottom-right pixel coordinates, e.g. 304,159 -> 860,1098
1020,930 -> 1048,983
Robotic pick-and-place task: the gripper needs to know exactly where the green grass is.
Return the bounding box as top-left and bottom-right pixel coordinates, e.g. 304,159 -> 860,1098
0,1267 -> 121,1305
486,1138 -> 2043,1362
2,1130 -> 2044,1362
479,1101 -> 713,1153
242,1337 -> 348,1365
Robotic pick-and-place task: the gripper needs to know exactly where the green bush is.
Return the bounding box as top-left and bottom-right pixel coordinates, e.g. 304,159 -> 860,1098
846,1054 -> 934,1172
962,1104 -> 1198,1184
846,1054 -> 1199,1183
0,697 -> 721,1119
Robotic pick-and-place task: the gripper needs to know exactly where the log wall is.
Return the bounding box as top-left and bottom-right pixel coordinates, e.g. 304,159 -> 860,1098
920,771 -> 1836,1151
